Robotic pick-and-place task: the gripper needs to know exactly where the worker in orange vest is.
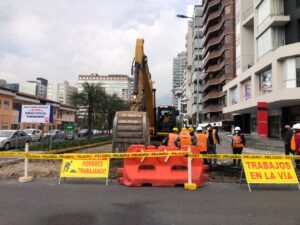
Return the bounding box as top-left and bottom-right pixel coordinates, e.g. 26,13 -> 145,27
206,124 -> 220,165
195,126 -> 208,164
231,126 -> 246,167
174,127 -> 196,148
291,123 -> 300,169
162,127 -> 179,147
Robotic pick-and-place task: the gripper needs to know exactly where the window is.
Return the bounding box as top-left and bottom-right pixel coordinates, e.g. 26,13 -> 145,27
283,57 -> 297,88
3,101 -> 9,110
259,68 -> 272,94
257,0 -> 284,27
230,86 -> 238,105
225,65 -> 231,73
243,79 -> 252,101
225,5 -> 231,14
225,35 -> 231,44
297,57 -> 300,87
2,123 -> 8,129
225,50 -> 231,59
257,28 -> 284,58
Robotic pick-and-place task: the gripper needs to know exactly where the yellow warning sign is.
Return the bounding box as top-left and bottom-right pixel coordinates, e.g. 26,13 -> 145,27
60,158 -> 110,178
243,158 -> 298,184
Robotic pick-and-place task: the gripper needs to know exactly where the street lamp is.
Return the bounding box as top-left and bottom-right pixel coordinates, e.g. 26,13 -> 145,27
176,14 -> 201,127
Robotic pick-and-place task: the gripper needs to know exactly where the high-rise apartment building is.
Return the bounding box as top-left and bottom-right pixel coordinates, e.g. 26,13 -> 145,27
201,0 -> 236,129
78,73 -> 131,102
223,0 -> 300,137
47,81 -> 77,106
172,51 -> 187,106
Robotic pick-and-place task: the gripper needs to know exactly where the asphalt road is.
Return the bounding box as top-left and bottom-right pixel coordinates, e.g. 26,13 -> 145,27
0,179 -> 299,225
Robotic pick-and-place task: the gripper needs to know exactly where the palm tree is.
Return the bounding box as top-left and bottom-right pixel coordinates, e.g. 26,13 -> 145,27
104,94 -> 129,134
72,82 -> 106,139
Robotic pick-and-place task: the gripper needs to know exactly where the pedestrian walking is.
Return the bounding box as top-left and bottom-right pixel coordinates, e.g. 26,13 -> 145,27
162,127 -> 179,147
206,124 -> 220,165
282,125 -> 294,155
195,126 -> 208,164
231,126 -> 246,167
291,123 -> 300,169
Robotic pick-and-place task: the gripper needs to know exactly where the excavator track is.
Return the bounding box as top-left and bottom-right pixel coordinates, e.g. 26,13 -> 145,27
112,111 -> 149,152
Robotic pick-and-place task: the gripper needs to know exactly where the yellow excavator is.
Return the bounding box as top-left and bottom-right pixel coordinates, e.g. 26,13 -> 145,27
112,39 -> 178,152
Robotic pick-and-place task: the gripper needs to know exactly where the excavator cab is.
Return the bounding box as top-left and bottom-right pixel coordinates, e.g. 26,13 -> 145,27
155,105 -> 178,137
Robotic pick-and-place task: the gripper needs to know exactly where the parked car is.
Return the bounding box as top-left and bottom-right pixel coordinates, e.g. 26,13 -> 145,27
45,130 -> 65,140
0,130 -> 31,150
78,129 -> 89,137
24,129 -> 43,142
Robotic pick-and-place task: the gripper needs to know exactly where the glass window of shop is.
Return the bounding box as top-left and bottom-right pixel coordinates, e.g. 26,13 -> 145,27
259,68 -> 272,95
230,86 -> 238,105
283,57 -> 300,88
3,101 -> 9,110
243,79 -> 252,101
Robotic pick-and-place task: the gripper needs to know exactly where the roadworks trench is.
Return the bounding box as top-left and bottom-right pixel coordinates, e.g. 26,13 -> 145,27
1,144 -> 298,183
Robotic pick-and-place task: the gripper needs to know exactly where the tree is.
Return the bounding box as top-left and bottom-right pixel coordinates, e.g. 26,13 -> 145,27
104,94 -> 129,134
72,82 -> 106,139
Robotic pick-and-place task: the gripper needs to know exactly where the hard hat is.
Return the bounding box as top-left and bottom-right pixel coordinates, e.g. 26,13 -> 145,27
172,127 -> 178,132
196,126 -> 202,131
188,127 -> 194,132
234,126 -> 241,131
292,123 -> 300,130
181,127 -> 187,131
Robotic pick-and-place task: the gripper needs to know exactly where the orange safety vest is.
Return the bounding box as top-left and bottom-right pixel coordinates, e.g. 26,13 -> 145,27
232,135 -> 244,148
206,129 -> 217,145
196,133 -> 207,152
179,130 -> 192,146
291,133 -> 300,152
168,133 -> 179,147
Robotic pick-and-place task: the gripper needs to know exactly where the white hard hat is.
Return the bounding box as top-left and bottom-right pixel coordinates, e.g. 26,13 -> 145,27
234,126 -> 241,131
196,126 -> 202,131
292,123 -> 300,130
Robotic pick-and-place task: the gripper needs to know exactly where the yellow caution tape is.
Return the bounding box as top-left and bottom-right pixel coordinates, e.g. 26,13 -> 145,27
0,151 -> 300,160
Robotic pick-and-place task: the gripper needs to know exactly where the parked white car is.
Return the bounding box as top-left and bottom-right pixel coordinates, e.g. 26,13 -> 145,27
0,130 -> 31,150
24,129 -> 43,142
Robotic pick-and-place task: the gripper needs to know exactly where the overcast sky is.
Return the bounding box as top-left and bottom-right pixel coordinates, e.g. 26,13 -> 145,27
0,0 -> 198,104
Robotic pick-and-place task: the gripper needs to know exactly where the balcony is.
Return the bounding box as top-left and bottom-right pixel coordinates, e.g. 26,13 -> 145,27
201,76 -> 226,92
202,27 -> 234,56
203,0 -> 221,20
242,5 -> 254,27
202,104 -> 225,114
205,59 -> 232,74
202,43 -> 232,70
202,14 -> 233,46
201,90 -> 225,103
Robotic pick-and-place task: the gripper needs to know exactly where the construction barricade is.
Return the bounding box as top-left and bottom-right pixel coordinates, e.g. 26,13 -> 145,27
117,145 -> 209,187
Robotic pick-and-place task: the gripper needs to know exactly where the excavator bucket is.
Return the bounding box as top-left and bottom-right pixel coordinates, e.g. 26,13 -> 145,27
112,111 -> 150,152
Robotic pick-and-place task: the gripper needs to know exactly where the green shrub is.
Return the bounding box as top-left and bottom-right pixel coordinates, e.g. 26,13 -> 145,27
29,137 -> 112,151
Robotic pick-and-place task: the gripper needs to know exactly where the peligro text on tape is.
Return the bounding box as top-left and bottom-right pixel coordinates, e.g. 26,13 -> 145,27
0,152 -> 24,157
1,151 -> 300,160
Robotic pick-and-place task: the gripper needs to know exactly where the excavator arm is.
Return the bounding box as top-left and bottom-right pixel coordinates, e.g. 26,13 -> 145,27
132,39 -> 155,130
112,39 -> 155,152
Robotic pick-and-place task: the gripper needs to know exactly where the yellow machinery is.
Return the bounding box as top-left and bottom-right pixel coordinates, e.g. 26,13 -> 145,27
112,39 -> 177,152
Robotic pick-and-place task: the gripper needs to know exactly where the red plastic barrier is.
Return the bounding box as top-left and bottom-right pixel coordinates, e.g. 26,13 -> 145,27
118,145 -> 209,187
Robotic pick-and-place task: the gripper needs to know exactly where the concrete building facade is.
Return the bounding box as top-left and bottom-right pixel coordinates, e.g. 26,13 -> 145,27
19,77 -> 48,98
223,0 -> 300,137
78,74 -> 131,102
47,81 -> 77,106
